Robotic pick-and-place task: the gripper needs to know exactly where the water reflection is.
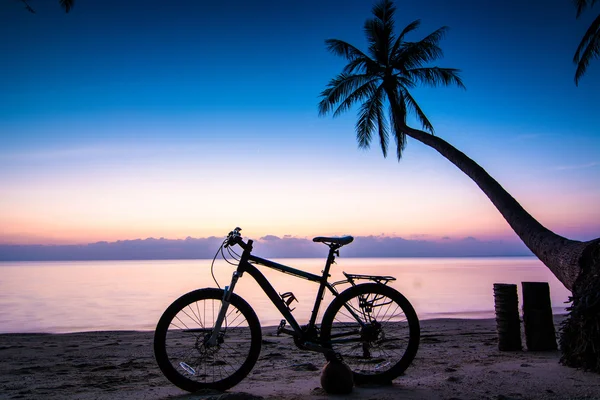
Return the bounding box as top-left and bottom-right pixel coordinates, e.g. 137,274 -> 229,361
0,257 -> 570,333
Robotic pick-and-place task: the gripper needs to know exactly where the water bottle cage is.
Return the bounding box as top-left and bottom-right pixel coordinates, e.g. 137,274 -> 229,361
280,292 -> 298,312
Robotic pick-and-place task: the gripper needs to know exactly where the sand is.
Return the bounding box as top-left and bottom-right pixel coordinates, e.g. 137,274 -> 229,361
1,317 -> 599,400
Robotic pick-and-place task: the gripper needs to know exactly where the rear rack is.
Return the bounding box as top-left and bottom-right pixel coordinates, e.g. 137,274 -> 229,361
331,272 -> 397,288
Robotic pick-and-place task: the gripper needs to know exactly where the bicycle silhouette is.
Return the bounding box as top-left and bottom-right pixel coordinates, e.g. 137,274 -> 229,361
154,228 -> 420,391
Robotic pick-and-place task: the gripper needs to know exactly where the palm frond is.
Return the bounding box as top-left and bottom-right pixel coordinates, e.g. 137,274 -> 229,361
21,0 -> 35,13
364,0 -> 396,65
406,67 -> 466,89
372,0 -> 396,48
397,19 -> 421,43
390,19 -> 421,60
394,74 -> 417,89
388,92 -> 408,160
364,19 -> 383,62
356,85 -> 387,155
333,79 -> 379,117
342,56 -> 381,75
376,101 -> 389,157
574,13 -> 600,85
574,0 -> 597,17
400,86 -> 434,133
396,27 -> 449,68
372,0 -> 396,26
325,39 -> 380,79
318,73 -> 373,116
59,0 -> 74,13
325,39 -> 371,61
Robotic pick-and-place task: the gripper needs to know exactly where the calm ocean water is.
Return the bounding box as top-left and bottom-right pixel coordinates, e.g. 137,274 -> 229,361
0,257 -> 571,333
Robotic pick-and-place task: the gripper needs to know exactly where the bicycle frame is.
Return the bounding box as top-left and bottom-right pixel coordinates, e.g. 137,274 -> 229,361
207,240 -> 345,348
242,253 -> 340,334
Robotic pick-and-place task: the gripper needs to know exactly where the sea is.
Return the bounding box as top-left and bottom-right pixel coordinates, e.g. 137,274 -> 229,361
0,257 -> 571,334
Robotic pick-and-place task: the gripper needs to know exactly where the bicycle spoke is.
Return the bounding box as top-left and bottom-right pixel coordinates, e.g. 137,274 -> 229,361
159,292 -> 258,389
322,285 -> 419,382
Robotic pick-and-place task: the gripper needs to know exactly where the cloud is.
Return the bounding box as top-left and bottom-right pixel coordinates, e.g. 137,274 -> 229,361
0,234 -> 532,261
408,233 -> 430,239
260,235 -> 281,241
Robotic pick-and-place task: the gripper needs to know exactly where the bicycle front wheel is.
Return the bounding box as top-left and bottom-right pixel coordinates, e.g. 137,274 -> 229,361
320,283 -> 420,384
154,288 -> 262,392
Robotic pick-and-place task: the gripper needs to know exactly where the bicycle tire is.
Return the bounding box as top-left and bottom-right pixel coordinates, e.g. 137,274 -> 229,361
320,283 -> 420,384
154,288 -> 262,392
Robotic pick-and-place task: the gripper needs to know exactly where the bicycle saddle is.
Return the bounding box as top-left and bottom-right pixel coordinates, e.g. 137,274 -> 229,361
312,236 -> 354,246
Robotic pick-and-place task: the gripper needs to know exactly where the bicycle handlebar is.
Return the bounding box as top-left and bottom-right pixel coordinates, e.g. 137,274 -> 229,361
225,227 -> 252,251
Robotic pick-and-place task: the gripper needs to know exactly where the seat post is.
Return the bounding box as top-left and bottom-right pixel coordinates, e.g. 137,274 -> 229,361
307,244 -> 340,328
321,244 -> 339,280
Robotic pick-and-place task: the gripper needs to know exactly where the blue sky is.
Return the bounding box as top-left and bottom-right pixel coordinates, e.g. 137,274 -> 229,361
0,0 -> 598,249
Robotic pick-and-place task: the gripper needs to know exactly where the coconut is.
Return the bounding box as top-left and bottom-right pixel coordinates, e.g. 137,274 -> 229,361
320,359 -> 354,394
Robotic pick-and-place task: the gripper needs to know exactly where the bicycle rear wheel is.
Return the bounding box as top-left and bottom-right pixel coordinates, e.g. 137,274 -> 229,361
320,283 -> 420,384
154,288 -> 262,392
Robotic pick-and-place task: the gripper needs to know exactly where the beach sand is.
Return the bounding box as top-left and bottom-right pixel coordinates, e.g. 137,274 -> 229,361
1,317 -> 599,400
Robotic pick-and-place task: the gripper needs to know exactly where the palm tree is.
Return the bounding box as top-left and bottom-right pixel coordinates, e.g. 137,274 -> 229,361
20,0 -> 74,13
319,0 -> 600,371
573,0 -> 599,85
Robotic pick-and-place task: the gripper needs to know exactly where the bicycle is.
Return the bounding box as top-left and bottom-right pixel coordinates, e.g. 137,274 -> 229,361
154,227 -> 420,392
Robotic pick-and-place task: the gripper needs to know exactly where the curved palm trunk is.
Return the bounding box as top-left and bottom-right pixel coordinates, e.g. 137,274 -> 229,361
401,124 -> 597,291
383,85 -> 599,292
380,81 -> 598,294
405,123 -> 600,371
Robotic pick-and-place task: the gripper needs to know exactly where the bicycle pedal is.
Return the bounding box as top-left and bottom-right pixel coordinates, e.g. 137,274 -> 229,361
276,319 -> 286,336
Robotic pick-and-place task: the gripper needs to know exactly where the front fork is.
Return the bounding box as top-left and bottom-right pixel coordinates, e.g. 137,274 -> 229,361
206,270 -> 242,347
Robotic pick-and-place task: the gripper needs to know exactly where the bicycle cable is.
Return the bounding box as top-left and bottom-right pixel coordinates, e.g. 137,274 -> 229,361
210,236 -> 245,290
220,245 -> 238,266
226,245 -> 241,261
210,240 -> 227,290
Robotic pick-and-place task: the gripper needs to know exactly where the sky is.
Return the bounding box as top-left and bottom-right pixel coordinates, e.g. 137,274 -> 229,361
0,0 -> 599,253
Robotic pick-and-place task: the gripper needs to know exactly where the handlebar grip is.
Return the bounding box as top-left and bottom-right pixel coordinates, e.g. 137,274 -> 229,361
224,227 -> 253,252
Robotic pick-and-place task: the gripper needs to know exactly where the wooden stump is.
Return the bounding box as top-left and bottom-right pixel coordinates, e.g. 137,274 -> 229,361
493,283 -> 522,351
522,282 -> 557,351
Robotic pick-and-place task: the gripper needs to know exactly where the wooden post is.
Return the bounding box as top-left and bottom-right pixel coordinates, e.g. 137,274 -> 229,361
522,282 -> 557,351
493,283 -> 522,351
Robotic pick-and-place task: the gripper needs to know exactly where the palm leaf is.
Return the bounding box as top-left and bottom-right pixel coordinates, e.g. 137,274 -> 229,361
388,91 -> 408,160
390,19 -> 421,60
21,0 -> 35,13
400,86 -> 434,134
574,13 -> 600,85
325,39 -> 370,61
20,0 -> 74,14
376,100 -> 389,157
59,0 -> 74,13
364,19 -> 383,63
318,73 -> 373,116
574,0 -> 597,17
364,0 -> 396,65
333,79 -> 379,117
407,67 -> 466,89
372,0 -> 396,62
325,39 -> 380,74
342,56 -> 380,74
396,27 -> 448,68
356,85 -> 387,154
394,74 -> 417,89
